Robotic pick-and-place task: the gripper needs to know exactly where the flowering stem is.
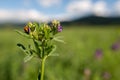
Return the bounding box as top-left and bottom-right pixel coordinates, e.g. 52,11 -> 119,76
41,59 -> 45,80
16,20 -> 63,80
40,56 -> 47,80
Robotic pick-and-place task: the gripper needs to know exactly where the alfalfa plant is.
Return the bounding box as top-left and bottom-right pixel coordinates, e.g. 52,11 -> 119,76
15,20 -> 64,80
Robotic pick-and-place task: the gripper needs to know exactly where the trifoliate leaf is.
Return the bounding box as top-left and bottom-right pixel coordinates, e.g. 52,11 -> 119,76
24,55 -> 34,63
17,43 -> 26,50
15,30 -> 31,39
53,37 -> 65,43
17,43 -> 30,55
33,39 -> 41,56
47,45 -> 56,56
48,53 -> 59,56
55,36 -> 64,39
28,45 -> 33,54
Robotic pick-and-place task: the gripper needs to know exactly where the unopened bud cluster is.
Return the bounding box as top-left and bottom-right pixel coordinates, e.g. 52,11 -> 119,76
24,20 -> 62,41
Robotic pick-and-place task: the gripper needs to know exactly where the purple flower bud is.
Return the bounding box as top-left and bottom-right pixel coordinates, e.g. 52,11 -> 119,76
24,26 -> 30,34
57,26 -> 62,32
111,42 -> 120,51
103,72 -> 111,80
95,49 -> 103,60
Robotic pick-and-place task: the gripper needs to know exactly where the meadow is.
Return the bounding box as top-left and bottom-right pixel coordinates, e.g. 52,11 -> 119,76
0,25 -> 120,80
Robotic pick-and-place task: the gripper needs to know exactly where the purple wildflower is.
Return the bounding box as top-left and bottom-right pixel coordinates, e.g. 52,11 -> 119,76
111,42 -> 120,51
57,26 -> 62,32
103,72 -> 111,80
95,49 -> 103,60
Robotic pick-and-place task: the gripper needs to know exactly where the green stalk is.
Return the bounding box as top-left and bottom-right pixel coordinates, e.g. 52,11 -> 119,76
41,56 -> 47,80
41,58 -> 45,80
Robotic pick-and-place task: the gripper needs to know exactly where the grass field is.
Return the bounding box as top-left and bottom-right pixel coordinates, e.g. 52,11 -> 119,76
0,25 -> 120,80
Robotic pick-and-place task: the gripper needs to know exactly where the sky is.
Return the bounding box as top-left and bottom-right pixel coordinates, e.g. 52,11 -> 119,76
0,0 -> 120,22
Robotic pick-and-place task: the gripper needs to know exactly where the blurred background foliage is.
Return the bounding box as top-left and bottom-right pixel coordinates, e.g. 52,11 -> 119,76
0,25 -> 120,80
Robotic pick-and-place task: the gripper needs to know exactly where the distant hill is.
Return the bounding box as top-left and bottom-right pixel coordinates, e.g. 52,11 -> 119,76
61,15 -> 120,25
0,22 -> 25,28
0,15 -> 120,28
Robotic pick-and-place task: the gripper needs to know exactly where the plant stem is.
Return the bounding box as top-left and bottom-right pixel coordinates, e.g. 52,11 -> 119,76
41,59 -> 45,80
40,56 -> 47,80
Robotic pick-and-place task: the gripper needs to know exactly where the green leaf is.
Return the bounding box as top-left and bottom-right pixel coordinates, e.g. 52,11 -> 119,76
39,23 -> 44,30
37,72 -> 41,80
17,43 -> 30,55
48,45 -> 56,56
24,55 -> 34,63
44,29 -> 48,39
33,39 -> 41,57
17,43 -> 26,50
55,36 -> 64,39
35,23 -> 40,33
34,39 -> 42,46
28,45 -> 36,55
48,53 -> 59,56
53,37 -> 65,43
14,30 -> 31,39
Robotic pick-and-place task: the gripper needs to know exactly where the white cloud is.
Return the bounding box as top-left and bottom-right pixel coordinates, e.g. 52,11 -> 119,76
66,0 -> 111,17
93,1 -> 109,16
0,9 -> 50,22
50,13 -> 79,22
0,0 -> 118,23
66,0 -> 92,14
114,0 -> 120,14
0,9 -> 71,22
37,0 -> 62,7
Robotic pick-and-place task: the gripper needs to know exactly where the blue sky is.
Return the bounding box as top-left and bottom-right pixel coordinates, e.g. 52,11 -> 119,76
0,0 -> 120,22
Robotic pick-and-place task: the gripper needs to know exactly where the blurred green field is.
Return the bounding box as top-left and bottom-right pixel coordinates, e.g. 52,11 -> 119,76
0,26 -> 120,80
